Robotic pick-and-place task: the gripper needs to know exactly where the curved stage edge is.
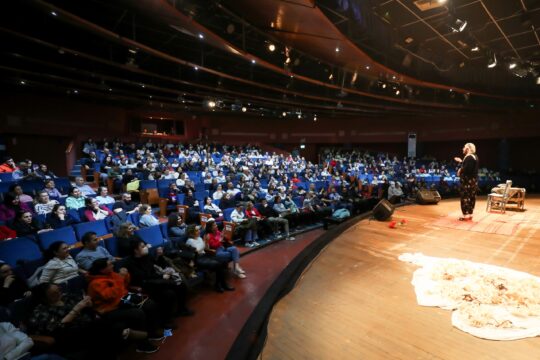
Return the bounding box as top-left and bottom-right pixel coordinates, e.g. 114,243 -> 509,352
250,196 -> 540,360
226,204 -> 387,360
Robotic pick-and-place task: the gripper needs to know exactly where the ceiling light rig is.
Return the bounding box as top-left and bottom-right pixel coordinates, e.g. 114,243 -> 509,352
487,53 -> 497,69
451,18 -> 467,33
267,43 -> 275,52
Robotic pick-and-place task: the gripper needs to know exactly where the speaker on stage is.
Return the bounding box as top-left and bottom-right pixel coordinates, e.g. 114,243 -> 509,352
373,199 -> 394,221
416,189 -> 441,205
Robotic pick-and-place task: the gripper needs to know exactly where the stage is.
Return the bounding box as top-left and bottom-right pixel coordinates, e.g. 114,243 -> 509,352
261,196 -> 540,360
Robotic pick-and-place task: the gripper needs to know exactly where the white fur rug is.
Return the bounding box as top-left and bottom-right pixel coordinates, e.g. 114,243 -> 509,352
399,253 -> 540,340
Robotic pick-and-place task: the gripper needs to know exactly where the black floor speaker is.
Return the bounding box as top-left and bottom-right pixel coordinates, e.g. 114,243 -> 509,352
416,189 -> 441,205
372,199 -> 395,221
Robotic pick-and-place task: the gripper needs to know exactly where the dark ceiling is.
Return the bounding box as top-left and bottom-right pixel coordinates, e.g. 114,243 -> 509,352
0,0 -> 538,120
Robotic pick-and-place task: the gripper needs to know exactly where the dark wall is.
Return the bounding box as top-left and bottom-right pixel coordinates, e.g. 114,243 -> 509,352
1,93 -> 539,173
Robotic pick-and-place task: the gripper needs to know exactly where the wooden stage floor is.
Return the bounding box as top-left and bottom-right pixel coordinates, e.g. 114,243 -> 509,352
261,196 -> 540,360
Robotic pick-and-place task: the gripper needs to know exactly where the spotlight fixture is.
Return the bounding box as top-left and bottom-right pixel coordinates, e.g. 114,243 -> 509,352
395,90 -> 400,95
50,11 -> 57,16
365,65 -> 370,70
451,18 -> 467,33
437,0 -> 447,3
351,71 -> 358,85
198,33 -> 204,39
509,62 -> 517,70
194,66 -> 199,70
268,43 -> 276,52
329,73 -> 334,80
19,80 -> 26,85
73,89 -> 79,94
313,114 -> 317,122
208,100 -> 216,108
241,107 -> 247,112
297,114 -> 301,119
128,48 -> 137,54
335,47 -> 340,52
382,83 -> 387,89
487,54 -> 497,68
285,57 -> 291,64
251,59 -> 256,64
536,77 -> 540,85
282,112 -> 287,117
471,46 -> 480,52
300,144 -> 306,149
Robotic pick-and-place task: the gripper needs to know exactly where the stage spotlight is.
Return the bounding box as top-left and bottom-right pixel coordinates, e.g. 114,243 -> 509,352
487,54 -> 497,68
208,100 -> 216,108
382,83 -> 387,89
198,33 -> 204,39
285,57 -> 291,64
241,107 -> 247,112
471,46 -> 479,52
19,80 -> 26,85
437,0 -> 447,3
335,47 -> 340,52
300,144 -> 306,149
313,114 -> 317,122
351,71 -> 358,85
329,73 -> 334,80
282,112 -> 287,117
536,77 -> 540,85
297,113 -> 302,119
451,18 -> 467,33
50,11 -> 57,16
395,90 -> 400,95
268,43 -> 276,52
251,59 -> 256,64
509,62 -> 517,69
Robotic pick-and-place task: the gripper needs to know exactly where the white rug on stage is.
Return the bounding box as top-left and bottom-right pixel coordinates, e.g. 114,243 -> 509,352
399,253 -> 540,340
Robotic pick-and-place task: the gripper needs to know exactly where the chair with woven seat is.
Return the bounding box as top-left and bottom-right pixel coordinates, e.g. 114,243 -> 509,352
486,180 -> 512,213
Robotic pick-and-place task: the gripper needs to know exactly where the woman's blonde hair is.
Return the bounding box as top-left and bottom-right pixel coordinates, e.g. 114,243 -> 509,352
464,142 -> 476,154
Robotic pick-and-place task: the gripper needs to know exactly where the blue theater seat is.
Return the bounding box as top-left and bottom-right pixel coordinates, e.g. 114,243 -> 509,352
0,236 -> 42,267
73,219 -> 109,241
38,226 -> 78,250
135,225 -> 165,248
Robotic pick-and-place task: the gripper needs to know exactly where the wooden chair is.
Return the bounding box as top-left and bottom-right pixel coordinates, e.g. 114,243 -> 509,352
222,221 -> 236,243
93,171 -> 100,188
176,205 -> 189,222
199,213 -> 212,228
486,180 -> 512,213
141,188 -> 160,206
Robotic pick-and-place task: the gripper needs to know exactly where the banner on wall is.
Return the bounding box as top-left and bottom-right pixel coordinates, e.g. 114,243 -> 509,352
408,132 -> 417,158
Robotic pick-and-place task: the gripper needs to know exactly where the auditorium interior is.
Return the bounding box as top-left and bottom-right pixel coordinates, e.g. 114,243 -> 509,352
1,0 -> 540,359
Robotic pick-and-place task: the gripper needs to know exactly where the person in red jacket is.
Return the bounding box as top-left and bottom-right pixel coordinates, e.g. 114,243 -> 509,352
244,201 -> 274,239
0,225 -> 17,241
86,258 -> 163,352
0,158 -> 17,173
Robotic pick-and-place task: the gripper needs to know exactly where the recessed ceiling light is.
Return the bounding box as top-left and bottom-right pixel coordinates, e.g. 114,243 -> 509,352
19,80 -> 26,85
73,90 -> 79,94
194,66 -> 198,70
335,47 -> 340,52
471,46 -> 479,52
251,59 -> 256,64
268,44 -> 275,52
198,33 -> 204,39
365,65 -> 370,70
50,11 -> 57,16
509,62 -> 517,69
241,107 -> 247,112
282,112 -> 287,117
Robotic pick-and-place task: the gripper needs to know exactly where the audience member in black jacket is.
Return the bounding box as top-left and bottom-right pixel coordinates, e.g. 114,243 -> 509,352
0,261 -> 30,306
10,211 -> 48,237
46,204 -> 78,229
122,239 -> 194,324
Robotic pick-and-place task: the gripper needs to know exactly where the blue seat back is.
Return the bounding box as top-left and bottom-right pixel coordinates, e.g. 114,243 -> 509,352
140,180 -> 157,190
0,237 -> 42,267
223,207 -> 235,222
73,219 -> 109,241
159,222 -> 169,240
38,226 -> 78,250
135,225 -> 165,248
129,212 -> 140,226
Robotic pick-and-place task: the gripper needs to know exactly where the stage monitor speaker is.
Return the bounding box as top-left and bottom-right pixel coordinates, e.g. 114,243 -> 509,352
417,189 -> 441,204
373,199 -> 394,221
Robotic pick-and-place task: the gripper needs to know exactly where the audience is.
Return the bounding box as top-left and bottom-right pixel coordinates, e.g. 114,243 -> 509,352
76,231 -> 114,270
34,191 -> 59,216
46,204 -> 78,229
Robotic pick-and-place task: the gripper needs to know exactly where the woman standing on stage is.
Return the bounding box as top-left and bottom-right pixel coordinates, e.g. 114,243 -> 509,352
454,143 -> 479,221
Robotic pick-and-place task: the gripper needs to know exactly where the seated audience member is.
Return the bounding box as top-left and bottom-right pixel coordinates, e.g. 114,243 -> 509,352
10,211 -> 50,237
138,205 -> 159,228
43,179 -> 64,200
76,232 -> 114,270
219,192 -> 236,210
86,258 -> 161,352
388,181 -> 405,204
204,221 -> 246,278
107,165 -> 124,193
303,191 -> 332,219
84,198 -> 113,222
27,283 -> 126,358
34,191 -> 59,216
40,241 -> 86,284
113,193 -> 140,214
65,187 -> 86,210
185,225 -> 233,292
182,190 -> 200,222
10,184 -> 34,204
46,204 -> 78,229
231,203 -> 259,247
0,192 -> 32,223
12,161 -> 37,181
167,183 -> 181,204
0,157 -> 17,173
74,176 -> 96,196
0,225 -> 17,241
95,187 -> 115,205
34,164 -> 56,180
212,184 -> 225,201
167,212 -> 187,246
203,196 -> 224,221
115,222 -> 142,258
246,199 -> 288,240
0,318 -> 34,359
123,239 -> 194,324
0,260 -> 30,306
273,195 -> 299,229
